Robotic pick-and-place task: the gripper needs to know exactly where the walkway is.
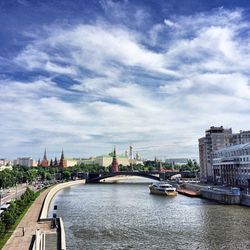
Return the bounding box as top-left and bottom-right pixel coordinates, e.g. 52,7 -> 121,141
3,187 -> 56,250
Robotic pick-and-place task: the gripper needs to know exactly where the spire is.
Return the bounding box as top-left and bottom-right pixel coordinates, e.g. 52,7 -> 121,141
50,158 -> 53,167
113,146 -> 116,158
54,157 -> 58,167
60,148 -> 64,160
41,148 -> 49,167
129,144 -> 133,160
43,148 -> 47,161
59,148 -> 67,169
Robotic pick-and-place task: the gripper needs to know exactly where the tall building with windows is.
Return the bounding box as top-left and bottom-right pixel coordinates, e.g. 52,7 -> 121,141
199,126 -> 232,183
229,130 -> 250,145
212,143 -> 250,187
14,157 -> 36,167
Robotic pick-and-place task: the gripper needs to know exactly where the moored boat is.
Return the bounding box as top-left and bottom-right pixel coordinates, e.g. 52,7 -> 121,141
149,182 -> 177,196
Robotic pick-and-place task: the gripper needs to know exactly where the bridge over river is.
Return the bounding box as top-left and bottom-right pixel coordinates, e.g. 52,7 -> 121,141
78,171 -> 196,183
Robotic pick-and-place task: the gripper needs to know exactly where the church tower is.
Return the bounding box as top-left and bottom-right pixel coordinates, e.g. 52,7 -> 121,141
111,146 -> 119,172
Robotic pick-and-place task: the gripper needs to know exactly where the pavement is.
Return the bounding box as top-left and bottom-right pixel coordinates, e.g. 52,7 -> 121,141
2,186 -> 57,250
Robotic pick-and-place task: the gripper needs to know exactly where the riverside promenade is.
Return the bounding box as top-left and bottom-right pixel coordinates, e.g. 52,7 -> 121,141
3,187 -> 54,250
3,180 -> 85,250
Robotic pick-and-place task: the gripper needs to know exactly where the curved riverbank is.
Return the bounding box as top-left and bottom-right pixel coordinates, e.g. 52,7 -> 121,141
2,187 -> 53,250
40,179 -> 86,220
2,180 -> 85,250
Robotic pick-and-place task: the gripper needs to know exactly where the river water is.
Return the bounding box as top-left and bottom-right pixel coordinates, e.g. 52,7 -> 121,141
48,181 -> 250,250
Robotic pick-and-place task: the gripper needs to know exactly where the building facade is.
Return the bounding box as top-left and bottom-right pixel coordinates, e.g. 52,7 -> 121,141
212,142 -> 250,187
14,157 -> 36,167
165,158 -> 189,166
78,149 -> 143,168
229,130 -> 250,145
199,126 -> 232,183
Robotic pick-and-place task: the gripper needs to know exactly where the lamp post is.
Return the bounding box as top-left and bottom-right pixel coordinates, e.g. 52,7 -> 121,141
0,188 -> 3,208
15,177 -> 17,200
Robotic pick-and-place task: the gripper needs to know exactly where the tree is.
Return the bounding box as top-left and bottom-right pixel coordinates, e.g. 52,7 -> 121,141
0,221 -> 5,237
2,206 -> 17,228
45,172 -> 52,181
62,170 -> 71,181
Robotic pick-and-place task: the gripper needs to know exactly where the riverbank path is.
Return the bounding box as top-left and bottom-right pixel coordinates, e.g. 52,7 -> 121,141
3,187 -> 56,250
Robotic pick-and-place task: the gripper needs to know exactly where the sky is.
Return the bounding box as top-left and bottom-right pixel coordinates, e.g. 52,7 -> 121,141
1,0 -> 250,160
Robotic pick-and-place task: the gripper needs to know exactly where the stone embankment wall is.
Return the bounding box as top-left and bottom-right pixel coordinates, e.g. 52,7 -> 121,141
38,180 -> 85,250
240,194 -> 250,206
40,179 -> 85,220
200,189 -> 240,204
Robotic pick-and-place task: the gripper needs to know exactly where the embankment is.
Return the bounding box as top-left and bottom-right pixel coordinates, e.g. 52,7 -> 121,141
40,179 -> 86,220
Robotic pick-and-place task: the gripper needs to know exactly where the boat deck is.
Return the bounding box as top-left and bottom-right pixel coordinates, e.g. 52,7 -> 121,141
177,188 -> 200,197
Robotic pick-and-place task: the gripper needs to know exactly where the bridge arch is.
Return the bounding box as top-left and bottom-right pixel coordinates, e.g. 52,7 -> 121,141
86,171 -> 160,183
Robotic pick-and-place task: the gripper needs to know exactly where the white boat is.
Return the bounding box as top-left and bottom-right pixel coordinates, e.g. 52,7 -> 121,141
149,182 -> 177,196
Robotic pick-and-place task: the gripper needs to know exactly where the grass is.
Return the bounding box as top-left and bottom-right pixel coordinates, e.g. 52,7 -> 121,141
0,187 -> 48,249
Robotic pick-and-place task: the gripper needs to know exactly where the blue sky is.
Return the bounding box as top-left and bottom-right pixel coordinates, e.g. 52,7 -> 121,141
1,0 -> 250,160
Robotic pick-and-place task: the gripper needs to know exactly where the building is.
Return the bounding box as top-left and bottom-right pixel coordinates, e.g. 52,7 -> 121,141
229,130 -> 250,145
40,149 -> 49,167
78,147 -> 143,168
79,154 -> 131,167
199,126 -> 232,183
64,158 -> 78,167
59,149 -> 67,169
212,142 -> 250,187
111,147 -> 118,172
0,159 -> 12,166
37,148 -> 76,168
13,157 -> 36,167
165,158 -> 189,166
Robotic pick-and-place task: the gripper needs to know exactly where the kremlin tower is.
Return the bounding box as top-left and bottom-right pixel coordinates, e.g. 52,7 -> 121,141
59,148 -> 67,169
111,147 -> 119,172
41,148 -> 49,167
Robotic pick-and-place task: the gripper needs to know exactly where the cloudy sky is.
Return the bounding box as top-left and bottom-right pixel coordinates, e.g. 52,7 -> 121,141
1,0 -> 250,160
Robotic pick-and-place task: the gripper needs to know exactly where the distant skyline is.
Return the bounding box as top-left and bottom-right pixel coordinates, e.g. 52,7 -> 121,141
1,0 -> 250,159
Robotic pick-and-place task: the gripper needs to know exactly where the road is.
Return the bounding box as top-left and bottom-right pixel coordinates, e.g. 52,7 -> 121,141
0,184 -> 36,206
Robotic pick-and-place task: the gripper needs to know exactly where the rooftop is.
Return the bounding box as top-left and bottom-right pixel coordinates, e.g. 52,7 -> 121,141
215,142 -> 250,153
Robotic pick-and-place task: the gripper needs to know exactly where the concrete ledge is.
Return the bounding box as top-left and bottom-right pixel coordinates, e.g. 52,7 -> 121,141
59,217 -> 66,250
40,180 -> 85,220
200,189 -> 240,204
240,194 -> 250,207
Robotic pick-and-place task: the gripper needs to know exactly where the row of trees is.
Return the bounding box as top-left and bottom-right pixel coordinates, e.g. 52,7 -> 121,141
0,165 -> 60,190
67,160 -> 200,174
0,188 -> 36,237
0,160 -> 200,190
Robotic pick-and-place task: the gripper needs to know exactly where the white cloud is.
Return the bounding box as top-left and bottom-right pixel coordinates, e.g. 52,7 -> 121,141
2,8 -> 250,159
164,19 -> 175,27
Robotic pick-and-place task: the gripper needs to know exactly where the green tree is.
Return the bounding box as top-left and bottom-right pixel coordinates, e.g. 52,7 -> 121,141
2,203 -> 17,228
62,170 -> 71,181
45,172 -> 52,181
0,221 -> 5,237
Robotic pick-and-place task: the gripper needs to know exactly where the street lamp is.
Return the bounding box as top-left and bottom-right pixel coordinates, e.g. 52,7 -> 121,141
15,177 -> 17,200
0,188 -> 3,208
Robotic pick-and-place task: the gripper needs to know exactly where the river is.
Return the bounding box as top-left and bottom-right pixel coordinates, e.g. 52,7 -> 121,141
48,181 -> 250,250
